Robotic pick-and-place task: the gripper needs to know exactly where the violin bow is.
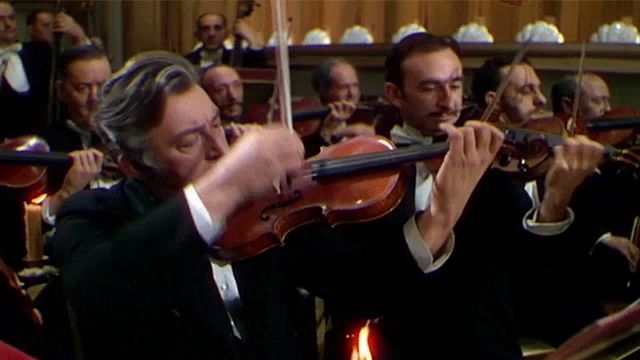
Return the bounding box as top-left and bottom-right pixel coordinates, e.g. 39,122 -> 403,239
270,0 -> 293,131
567,41 -> 586,136
47,0 -> 63,126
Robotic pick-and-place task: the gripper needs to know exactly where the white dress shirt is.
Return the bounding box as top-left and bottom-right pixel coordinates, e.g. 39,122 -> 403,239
0,42 -> 29,93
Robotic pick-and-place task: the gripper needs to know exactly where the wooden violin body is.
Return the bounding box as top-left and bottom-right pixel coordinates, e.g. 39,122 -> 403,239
494,115 -> 568,181
585,107 -> 640,153
215,136 -> 410,260
0,136 -> 69,188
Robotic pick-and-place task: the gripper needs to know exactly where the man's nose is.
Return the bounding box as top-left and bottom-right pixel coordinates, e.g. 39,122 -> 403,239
533,89 -> 547,107
88,84 -> 100,102
437,86 -> 455,111
204,128 -> 227,160
603,100 -> 612,112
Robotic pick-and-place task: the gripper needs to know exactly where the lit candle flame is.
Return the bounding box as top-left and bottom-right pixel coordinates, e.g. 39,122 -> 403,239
30,193 -> 47,205
350,320 -> 373,360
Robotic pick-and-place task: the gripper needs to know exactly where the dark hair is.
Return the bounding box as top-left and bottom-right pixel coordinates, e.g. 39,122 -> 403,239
310,58 -> 351,93
196,12 -> 227,30
471,56 -> 532,108
384,33 -> 461,89
550,76 -> 577,114
26,9 -> 49,26
58,45 -> 107,78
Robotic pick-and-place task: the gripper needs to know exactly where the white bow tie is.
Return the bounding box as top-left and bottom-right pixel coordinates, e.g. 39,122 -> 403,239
0,42 -> 29,94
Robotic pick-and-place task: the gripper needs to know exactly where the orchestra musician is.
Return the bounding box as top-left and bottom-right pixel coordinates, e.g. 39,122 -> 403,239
39,46 -> 119,219
469,56 -> 628,345
49,49 -> 510,359
185,12 -> 264,70
552,73 -> 640,301
305,58 -> 375,156
201,64 -> 245,124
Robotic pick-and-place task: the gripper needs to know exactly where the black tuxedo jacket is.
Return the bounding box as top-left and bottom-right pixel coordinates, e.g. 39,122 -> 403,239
184,46 -> 266,69
52,165 -> 527,360
455,169 -> 608,346
52,176 -> 446,359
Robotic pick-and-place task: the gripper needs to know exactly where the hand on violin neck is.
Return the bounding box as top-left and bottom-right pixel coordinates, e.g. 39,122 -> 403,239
327,100 -> 357,122
193,126 -> 304,222
49,148 -> 104,217
320,101 -> 360,143
538,135 -> 604,222
417,121 -> 503,254
599,234 -> 640,272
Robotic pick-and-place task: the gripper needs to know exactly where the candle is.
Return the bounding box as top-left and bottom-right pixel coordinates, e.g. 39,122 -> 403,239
23,201 -> 43,264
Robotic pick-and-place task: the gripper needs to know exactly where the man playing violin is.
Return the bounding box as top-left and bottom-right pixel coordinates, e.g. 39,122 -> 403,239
552,72 -> 612,127
469,56 -> 631,345
552,73 -> 640,301
50,50 -> 507,359
202,64 -> 245,124
39,45 -> 120,223
185,12 -> 264,70
308,59 -> 375,153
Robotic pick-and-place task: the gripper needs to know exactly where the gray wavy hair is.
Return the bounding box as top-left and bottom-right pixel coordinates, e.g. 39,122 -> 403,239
95,51 -> 200,170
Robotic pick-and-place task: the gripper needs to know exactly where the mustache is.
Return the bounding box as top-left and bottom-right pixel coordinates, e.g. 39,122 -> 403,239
429,110 -> 460,119
221,100 -> 243,108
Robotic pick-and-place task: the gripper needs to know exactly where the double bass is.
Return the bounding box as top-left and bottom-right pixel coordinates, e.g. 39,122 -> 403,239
229,0 -> 257,67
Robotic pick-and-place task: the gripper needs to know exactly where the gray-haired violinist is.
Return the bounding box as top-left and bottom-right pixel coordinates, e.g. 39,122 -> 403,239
49,47 -> 509,359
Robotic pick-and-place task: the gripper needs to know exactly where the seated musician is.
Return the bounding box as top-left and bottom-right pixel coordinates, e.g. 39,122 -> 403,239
469,56 -> 620,345
552,73 -> 640,300
301,58 -> 375,156
39,45 -> 121,223
185,12 -> 264,70
202,64 -> 245,125
50,50 -> 515,359
551,72 -> 611,127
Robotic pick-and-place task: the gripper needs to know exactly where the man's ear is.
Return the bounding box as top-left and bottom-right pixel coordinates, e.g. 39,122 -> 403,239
560,96 -> 573,115
383,82 -> 402,109
484,91 -> 500,111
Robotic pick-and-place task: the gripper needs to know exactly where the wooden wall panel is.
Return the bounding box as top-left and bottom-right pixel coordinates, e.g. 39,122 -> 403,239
121,0 -> 640,59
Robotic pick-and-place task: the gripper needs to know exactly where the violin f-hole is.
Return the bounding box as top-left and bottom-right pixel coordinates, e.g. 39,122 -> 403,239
260,190 -> 302,221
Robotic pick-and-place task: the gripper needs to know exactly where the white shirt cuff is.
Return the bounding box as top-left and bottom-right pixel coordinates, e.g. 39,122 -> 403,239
403,214 -> 455,273
184,184 -> 225,246
41,198 -> 56,226
590,232 -> 612,255
522,206 -> 575,236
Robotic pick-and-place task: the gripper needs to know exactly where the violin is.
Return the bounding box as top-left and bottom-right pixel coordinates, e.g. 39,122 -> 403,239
212,118 -> 640,260
492,114 -> 568,180
0,135 -> 122,189
496,118 -> 640,181
214,135 -> 448,260
0,136 -> 69,188
585,106 -> 640,152
244,97 -> 392,137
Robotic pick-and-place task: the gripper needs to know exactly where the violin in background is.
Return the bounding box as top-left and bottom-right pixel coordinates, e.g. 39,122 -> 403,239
586,106 -> 640,153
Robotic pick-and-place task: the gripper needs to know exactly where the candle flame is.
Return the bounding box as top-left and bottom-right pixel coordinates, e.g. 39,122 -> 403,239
30,193 -> 47,205
350,320 -> 373,360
